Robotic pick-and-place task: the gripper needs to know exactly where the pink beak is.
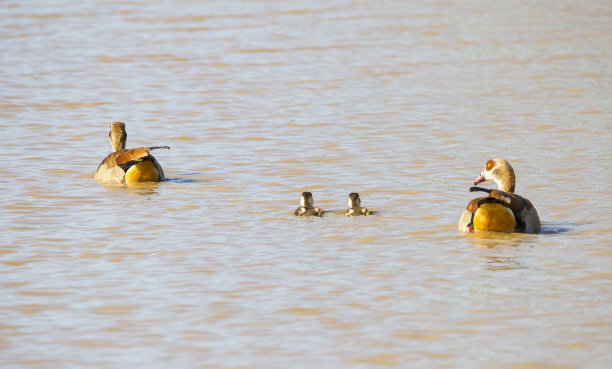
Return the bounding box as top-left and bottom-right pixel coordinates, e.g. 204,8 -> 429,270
474,173 -> 486,185
465,225 -> 474,233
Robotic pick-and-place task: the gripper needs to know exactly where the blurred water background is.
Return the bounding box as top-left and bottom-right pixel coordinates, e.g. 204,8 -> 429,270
1,1 -> 611,368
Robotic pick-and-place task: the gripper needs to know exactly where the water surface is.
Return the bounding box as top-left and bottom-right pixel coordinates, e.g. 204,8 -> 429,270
1,1 -> 611,368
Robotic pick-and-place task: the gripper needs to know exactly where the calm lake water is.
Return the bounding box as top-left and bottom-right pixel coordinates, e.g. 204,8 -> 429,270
1,1 -> 611,368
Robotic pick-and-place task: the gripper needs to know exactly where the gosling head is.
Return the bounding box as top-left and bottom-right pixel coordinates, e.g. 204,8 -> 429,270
347,192 -> 361,209
300,192 -> 314,208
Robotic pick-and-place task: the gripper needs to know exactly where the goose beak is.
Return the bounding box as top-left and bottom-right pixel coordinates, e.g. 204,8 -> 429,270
474,173 -> 486,185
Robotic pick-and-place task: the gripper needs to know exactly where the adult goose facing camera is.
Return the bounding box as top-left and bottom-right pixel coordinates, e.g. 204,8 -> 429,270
94,122 -> 169,184
458,158 -> 541,234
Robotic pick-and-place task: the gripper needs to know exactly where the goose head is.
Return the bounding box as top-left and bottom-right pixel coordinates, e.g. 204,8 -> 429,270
474,158 -> 516,193
109,122 -> 127,152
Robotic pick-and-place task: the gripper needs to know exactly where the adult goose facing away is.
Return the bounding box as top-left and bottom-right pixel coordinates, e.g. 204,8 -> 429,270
94,122 -> 169,184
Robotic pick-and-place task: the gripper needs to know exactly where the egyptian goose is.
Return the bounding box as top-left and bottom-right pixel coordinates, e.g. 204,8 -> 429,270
458,158 -> 541,234
345,193 -> 371,216
294,192 -> 323,216
94,122 -> 169,184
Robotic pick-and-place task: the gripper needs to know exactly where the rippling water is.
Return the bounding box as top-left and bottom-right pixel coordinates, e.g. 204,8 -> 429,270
1,1 -> 611,368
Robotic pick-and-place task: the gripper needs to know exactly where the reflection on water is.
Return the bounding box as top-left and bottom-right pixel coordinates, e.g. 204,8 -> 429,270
481,256 -> 527,271
1,0 -> 611,368
103,181 -> 161,191
466,232 -> 536,248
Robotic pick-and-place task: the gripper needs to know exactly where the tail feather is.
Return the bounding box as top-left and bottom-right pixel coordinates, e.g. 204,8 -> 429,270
148,146 -> 170,151
470,186 -> 492,193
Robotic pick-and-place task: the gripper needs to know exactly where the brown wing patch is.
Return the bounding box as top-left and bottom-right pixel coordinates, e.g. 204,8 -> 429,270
114,147 -> 151,165
467,197 -> 484,213
488,190 -> 528,218
469,194 -> 515,215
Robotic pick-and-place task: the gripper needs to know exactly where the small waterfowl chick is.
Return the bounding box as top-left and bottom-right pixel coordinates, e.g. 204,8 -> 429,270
458,158 -> 541,234
95,122 -> 169,184
294,192 -> 323,216
345,192 -> 371,216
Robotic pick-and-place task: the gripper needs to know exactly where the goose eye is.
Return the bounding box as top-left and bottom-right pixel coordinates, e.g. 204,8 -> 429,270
486,159 -> 496,170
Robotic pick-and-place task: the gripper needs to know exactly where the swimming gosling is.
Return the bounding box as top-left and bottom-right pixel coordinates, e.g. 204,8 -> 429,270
294,192 -> 323,217
345,192 -> 371,216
